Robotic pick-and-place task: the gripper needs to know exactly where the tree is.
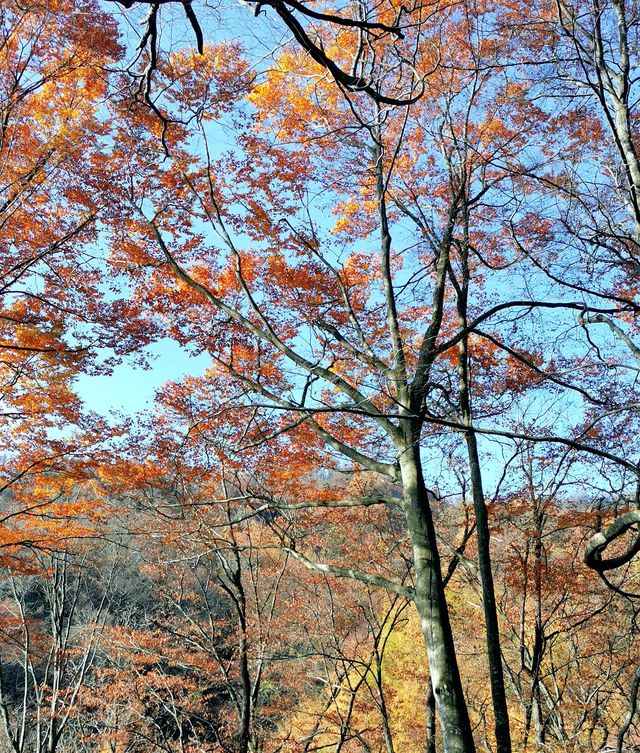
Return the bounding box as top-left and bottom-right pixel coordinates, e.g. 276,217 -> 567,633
7,0 -> 640,749
0,0 -> 153,559
90,6 -> 562,746
0,549 -> 116,753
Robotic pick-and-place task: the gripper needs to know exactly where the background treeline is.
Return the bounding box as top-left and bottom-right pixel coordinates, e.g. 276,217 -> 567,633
0,465 -> 636,753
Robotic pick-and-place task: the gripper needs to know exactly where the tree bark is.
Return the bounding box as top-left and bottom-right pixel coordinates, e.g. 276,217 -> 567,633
425,683 -> 437,753
455,195 -> 511,753
463,428 -> 512,753
400,438 -> 475,753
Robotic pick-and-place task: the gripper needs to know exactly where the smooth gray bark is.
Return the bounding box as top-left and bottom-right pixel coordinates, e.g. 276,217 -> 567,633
400,440 -> 475,753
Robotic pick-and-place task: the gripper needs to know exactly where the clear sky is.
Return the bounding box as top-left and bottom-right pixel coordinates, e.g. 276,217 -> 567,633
74,339 -> 210,418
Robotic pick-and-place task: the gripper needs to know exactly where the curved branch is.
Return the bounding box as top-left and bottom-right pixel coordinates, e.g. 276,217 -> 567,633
584,510 -> 640,571
581,313 -> 640,363
269,1 -> 422,106
111,0 -> 421,105
262,0 -> 404,36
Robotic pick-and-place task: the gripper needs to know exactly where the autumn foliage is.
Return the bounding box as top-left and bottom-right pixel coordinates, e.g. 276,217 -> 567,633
4,0 -> 640,751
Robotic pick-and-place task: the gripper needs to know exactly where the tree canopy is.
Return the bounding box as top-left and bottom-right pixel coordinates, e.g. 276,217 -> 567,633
2,0 -> 640,751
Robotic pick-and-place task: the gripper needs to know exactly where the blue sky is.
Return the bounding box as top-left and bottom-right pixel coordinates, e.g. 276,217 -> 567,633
74,339 -> 210,417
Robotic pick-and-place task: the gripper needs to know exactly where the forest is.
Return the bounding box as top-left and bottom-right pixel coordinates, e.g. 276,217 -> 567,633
3,0 -> 640,751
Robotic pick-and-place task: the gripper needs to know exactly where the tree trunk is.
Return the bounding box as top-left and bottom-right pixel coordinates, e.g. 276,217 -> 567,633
464,429 -> 512,753
425,683 -> 437,753
455,194 -> 511,753
400,440 -> 475,753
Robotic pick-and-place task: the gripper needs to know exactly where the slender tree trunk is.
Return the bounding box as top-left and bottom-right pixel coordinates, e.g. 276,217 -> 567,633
228,559 -> 251,753
238,622 -> 252,753
400,437 -> 475,753
531,505 -> 545,750
463,428 -> 512,753
455,197 -> 511,753
373,644 -> 395,753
